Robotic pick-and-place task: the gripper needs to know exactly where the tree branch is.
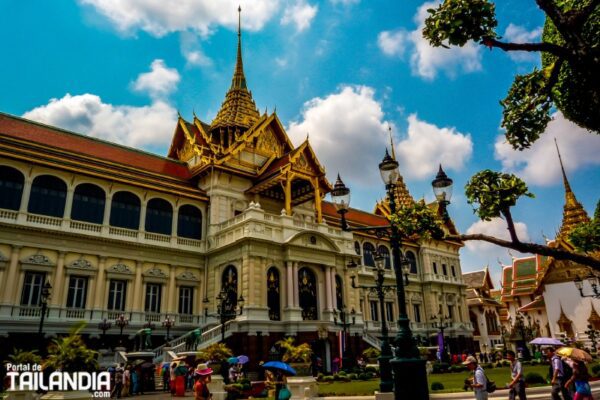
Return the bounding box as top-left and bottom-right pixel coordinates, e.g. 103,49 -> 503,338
483,38 -> 570,58
448,233 -> 600,269
501,209 -> 520,244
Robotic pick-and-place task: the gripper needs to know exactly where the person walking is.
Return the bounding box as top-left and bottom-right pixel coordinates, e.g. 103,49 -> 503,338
464,356 -> 488,400
565,360 -> 593,400
506,350 -> 526,400
548,347 -> 573,400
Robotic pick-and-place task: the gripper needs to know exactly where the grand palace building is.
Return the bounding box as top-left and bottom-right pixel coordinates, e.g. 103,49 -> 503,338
0,18 -> 472,369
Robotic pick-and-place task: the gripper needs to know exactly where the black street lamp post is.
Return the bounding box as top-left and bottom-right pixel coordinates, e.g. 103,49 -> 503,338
500,325 -> 508,353
431,313 -> 452,363
38,280 -> 52,352
514,313 -> 532,360
333,305 -> 356,371
331,150 -> 453,400
163,315 -> 175,343
586,325 -> 599,353
349,251 -> 397,392
115,313 -> 129,346
98,318 -> 112,348
205,288 -> 244,342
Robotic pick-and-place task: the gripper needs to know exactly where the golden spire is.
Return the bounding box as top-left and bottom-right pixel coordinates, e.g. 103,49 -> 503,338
388,125 -> 396,160
555,139 -> 590,240
210,6 -> 260,138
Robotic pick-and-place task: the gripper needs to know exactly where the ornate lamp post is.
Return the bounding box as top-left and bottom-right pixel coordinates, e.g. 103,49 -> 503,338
38,280 -> 52,352
331,150 -> 452,400
349,251 -> 400,392
98,318 -> 112,348
115,313 -> 129,345
585,324 -> 599,353
333,305 -> 356,370
574,273 -> 600,298
514,313 -> 531,360
500,325 -> 508,353
205,288 -> 244,342
163,315 -> 175,343
431,313 -> 452,363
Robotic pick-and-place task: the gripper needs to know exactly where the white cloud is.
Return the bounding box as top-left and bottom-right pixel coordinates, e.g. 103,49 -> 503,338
287,85 -> 390,186
280,0 -> 318,33
377,30 -> 409,57
131,59 -> 180,99
502,23 -> 542,62
462,218 -> 531,274
180,31 -> 213,68
495,112 -> 600,186
377,1 -> 482,80
395,114 -> 473,179
329,0 -> 360,5
79,0 -> 280,37
22,94 -> 177,150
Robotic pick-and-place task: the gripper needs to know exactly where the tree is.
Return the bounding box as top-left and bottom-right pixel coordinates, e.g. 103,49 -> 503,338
423,0 -> 599,150
44,322 -> 98,373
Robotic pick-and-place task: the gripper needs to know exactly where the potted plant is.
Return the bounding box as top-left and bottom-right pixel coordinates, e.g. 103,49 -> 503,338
276,337 -> 313,376
196,343 -> 233,374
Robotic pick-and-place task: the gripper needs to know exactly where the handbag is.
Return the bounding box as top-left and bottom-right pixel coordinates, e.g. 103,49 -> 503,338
278,386 -> 292,400
484,373 -> 496,393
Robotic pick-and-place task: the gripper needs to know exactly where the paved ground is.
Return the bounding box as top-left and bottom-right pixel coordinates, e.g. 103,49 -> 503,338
120,381 -> 600,400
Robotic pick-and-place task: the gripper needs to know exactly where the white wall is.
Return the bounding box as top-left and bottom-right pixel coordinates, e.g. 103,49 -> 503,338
544,281 -> 600,337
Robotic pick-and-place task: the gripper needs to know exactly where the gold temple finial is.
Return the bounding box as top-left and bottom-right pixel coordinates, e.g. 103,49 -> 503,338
232,5 -> 246,90
554,138 -> 590,240
388,125 -> 396,160
306,132 -> 309,141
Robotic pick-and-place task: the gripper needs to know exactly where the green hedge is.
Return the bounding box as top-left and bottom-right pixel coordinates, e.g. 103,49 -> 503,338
525,372 -> 546,385
431,382 -> 445,391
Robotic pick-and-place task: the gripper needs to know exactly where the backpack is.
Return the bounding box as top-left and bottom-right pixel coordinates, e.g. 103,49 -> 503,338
562,360 -> 573,381
476,367 -> 496,393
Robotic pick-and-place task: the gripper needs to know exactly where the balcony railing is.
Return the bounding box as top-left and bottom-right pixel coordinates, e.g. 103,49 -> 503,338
0,209 -> 205,252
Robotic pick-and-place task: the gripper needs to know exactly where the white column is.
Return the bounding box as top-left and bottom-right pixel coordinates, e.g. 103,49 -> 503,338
330,267 -> 337,307
325,266 -> 332,311
1,246 -> 22,304
63,187 -> 75,220
94,257 -> 107,309
171,209 -> 178,237
292,262 -> 299,307
18,178 -> 33,214
139,202 -> 147,232
286,261 -> 293,308
102,194 -> 112,226
51,252 -> 66,306
167,265 -> 176,313
132,261 -> 143,311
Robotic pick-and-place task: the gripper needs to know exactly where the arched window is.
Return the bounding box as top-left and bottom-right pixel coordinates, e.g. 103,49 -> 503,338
221,265 -> 238,314
71,183 -> 105,224
363,242 -> 375,267
109,191 -> 141,230
267,267 -> 280,321
28,175 -> 67,217
178,204 -> 202,239
354,241 -> 361,255
145,198 -> 173,235
405,251 -> 418,274
298,267 -> 317,320
377,245 -> 391,269
0,166 -> 24,210
335,275 -> 343,309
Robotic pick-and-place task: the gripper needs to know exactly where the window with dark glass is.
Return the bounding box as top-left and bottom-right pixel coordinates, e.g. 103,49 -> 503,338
28,175 -> 67,217
267,267 -> 281,321
451,265 -> 456,277
21,271 -> 45,306
145,198 -> 172,235
71,183 -> 105,224
447,305 -> 453,320
145,283 -> 162,313
354,241 -> 361,255
433,262 -> 438,274
385,302 -> 394,322
0,166 -> 24,210
107,280 -> 127,311
222,265 -> 238,315
442,264 -> 448,276
378,245 -> 391,269
109,191 -> 140,230
66,276 -> 88,308
406,251 -> 418,274
370,301 -> 379,321
298,267 -> 317,320
363,242 -> 375,267
413,304 -> 421,323
178,286 -> 194,315
177,204 -> 202,239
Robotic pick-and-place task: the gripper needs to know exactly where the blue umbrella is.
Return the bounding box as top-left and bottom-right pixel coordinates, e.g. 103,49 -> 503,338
529,337 -> 564,346
228,356 -> 240,364
261,361 -> 297,376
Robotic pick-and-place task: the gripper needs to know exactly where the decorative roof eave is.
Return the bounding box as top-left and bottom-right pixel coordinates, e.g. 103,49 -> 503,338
193,115 -> 218,153
518,295 -> 545,312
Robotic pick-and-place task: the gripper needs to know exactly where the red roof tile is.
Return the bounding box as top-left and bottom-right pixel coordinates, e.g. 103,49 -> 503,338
0,112 -> 192,181
322,201 -> 389,227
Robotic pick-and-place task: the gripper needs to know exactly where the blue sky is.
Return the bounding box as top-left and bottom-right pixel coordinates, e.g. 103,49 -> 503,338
1,0 -> 598,284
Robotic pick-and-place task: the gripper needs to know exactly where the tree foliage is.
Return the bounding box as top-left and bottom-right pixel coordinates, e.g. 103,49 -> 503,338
44,322 -> 98,373
569,200 -> 600,253
423,0 -> 600,149
276,337 -> 313,363
389,199 -> 445,240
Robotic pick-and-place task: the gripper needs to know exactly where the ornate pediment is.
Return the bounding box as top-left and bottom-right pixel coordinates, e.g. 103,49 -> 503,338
255,128 -> 283,157
67,257 -> 94,270
144,267 -> 168,279
177,271 -> 200,282
21,253 -> 54,266
107,263 -> 134,274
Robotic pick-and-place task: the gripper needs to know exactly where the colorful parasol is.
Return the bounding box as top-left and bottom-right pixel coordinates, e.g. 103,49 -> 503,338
556,347 -> 593,363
